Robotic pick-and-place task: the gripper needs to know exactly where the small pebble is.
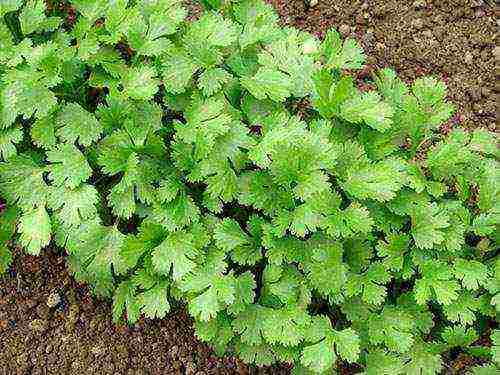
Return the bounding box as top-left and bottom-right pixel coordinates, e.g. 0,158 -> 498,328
90,345 -> 103,356
339,24 -> 351,37
46,291 -> 61,308
422,30 -> 433,39
433,27 -> 445,41
309,0 -> 319,6
363,30 -> 375,47
474,9 -> 485,18
464,51 -> 473,64
375,42 -> 385,51
29,319 -> 47,333
412,18 -> 424,29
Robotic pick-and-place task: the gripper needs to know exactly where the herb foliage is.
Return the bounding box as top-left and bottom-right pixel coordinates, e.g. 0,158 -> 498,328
0,1 -> 498,373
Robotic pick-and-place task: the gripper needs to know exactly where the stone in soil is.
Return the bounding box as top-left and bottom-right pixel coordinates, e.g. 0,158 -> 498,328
46,291 -> 61,308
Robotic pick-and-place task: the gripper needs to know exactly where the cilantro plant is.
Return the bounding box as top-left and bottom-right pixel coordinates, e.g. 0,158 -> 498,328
0,0 -> 498,373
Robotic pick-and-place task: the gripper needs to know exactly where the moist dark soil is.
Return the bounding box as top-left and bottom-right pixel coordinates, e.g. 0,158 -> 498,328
0,247 -> 290,375
1,1 -> 496,374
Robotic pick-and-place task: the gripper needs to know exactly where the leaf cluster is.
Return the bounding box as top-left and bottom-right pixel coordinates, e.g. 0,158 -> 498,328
0,1 -> 498,373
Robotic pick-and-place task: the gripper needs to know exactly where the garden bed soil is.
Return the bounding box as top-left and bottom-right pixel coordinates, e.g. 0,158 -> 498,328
0,1 -> 496,374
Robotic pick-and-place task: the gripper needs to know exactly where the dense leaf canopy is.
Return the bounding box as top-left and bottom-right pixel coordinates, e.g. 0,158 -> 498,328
0,1 -> 498,373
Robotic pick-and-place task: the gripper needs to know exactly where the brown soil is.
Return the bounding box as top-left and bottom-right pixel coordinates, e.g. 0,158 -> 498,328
1,1 -> 496,374
0,247 -> 289,375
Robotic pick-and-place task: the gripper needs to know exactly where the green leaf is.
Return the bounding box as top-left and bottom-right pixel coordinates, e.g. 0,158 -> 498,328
56,103 -> 103,147
18,205 -> 51,255
122,66 -> 159,100
302,240 -> 346,297
402,342 -> 443,375
48,184 -> 99,231
312,72 -> 356,119
0,0 -> 22,16
415,261 -> 460,306
443,292 -> 480,325
301,339 -> 335,374
301,327 -> 360,374
0,124 -> 22,160
198,67 -> 232,97
376,233 -> 409,272
346,262 -> 391,305
261,307 -> 310,346
342,159 -> 406,202
180,250 -> 234,321
97,129 -> 134,174
469,129 -> 498,157
365,349 -> 405,375
0,245 -> 12,274
47,143 -> 92,188
121,222 -> 166,273
19,0 -> 60,35
470,364 -> 500,375
195,313 -> 234,355
152,230 -> 199,281
411,77 -> 454,127
1,70 -> 57,128
0,206 -> 17,273
31,115 -> 56,149
151,192 -> 200,231
324,203 -> 374,238
257,28 -> 318,97
453,259 -> 490,291
66,221 -> 127,294
368,307 -> 414,353
227,272 -> 256,315
232,305 -> 267,346
106,154 -> 160,219
184,12 -> 238,49
112,279 -> 141,323
138,281 -> 171,320
472,209 -> 499,236
441,325 -> 478,348
333,328 -> 360,363
235,342 -> 276,366
492,330 -> 500,366
160,47 -> 199,94
322,29 -> 365,70
214,218 -> 251,252
477,159 -> 499,213
410,202 -> 450,249
374,68 -> 409,107
340,91 -> 393,132
0,154 -> 48,210
72,0 -> 108,22
234,0 -> 280,49
241,67 -> 292,102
